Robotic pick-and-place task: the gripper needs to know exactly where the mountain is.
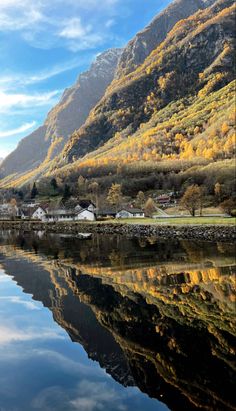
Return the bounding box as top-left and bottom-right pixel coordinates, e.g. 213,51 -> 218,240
0,0 -> 235,195
0,49 -> 122,178
62,0 -> 235,166
115,0 -> 216,79
1,232 -> 235,411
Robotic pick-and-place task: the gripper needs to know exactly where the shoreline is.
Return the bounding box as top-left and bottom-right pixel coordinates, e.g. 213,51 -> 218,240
0,220 -> 235,242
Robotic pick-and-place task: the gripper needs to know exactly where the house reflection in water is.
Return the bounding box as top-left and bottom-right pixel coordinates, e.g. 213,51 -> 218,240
0,231 -> 235,411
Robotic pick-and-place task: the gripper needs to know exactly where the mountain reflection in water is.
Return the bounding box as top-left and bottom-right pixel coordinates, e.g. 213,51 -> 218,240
0,231 -> 235,411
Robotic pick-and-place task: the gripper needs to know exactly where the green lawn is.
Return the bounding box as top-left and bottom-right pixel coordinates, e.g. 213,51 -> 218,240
101,217 -> 236,225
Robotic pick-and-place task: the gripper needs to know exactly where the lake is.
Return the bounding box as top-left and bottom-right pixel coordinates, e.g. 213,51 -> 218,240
0,230 -> 235,411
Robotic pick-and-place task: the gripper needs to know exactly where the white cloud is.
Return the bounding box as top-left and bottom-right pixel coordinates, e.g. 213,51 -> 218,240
105,19 -> 115,28
0,295 -> 40,309
70,380 -> 127,411
0,0 -> 44,31
0,0 -> 121,51
0,147 -> 13,159
0,325 -> 65,345
59,18 -> 106,51
0,121 -> 37,138
24,58 -> 89,84
60,17 -> 89,40
31,378 -> 129,411
0,90 -> 61,113
0,57 -> 92,91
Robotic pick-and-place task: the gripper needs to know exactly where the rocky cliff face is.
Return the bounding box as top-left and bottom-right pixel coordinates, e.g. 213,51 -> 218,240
0,232 -> 235,411
0,49 -> 122,177
1,0 -> 234,188
115,0 -> 216,79
63,0 -> 235,163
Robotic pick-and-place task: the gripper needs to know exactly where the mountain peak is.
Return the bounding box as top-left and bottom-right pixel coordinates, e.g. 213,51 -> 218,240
0,48 -> 122,178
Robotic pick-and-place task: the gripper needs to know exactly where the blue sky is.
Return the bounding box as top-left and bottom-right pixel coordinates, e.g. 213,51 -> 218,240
0,0 -> 171,159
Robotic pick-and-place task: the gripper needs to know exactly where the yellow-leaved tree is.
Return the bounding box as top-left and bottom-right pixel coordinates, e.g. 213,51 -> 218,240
180,185 -> 202,217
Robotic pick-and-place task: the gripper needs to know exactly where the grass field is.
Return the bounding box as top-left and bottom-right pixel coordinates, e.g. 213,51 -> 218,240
102,217 -> 236,225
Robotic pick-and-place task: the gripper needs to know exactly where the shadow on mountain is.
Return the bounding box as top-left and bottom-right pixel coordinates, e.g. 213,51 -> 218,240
0,231 -> 235,411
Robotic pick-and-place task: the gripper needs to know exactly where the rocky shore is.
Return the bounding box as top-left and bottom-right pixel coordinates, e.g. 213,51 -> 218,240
0,220 -> 235,242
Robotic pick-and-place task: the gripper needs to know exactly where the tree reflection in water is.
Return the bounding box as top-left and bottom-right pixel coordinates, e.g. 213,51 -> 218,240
0,231 -> 235,411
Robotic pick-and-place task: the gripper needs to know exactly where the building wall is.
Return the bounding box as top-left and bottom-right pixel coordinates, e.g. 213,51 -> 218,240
75,210 -> 95,221
116,210 -> 133,218
32,208 -> 46,220
116,210 -> 144,218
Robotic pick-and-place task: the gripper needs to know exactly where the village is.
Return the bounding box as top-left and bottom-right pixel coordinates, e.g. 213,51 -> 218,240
0,182 -> 234,224
0,193 -> 178,222
0,199 -> 151,222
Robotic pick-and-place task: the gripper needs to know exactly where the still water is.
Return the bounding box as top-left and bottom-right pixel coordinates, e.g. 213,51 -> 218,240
0,230 -> 235,411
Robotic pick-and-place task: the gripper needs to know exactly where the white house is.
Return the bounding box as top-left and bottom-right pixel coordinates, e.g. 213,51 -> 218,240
116,208 -> 145,219
42,209 -> 95,222
32,207 -> 47,220
21,206 -> 47,220
75,209 -> 95,221
75,200 -> 96,213
42,211 -> 75,222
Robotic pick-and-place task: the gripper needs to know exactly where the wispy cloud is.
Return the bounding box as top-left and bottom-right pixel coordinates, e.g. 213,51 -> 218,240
0,295 -> 40,309
0,56 -> 93,91
0,90 -> 61,113
0,122 -> 37,138
58,18 -> 105,51
0,0 -> 121,51
23,59 -> 88,84
0,0 -> 44,31
59,17 -> 89,40
0,325 -> 65,345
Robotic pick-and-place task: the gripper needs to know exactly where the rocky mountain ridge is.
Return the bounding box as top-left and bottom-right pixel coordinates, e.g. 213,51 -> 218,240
0,0 -> 235,191
0,48 -> 122,177
63,0 -> 235,163
115,0 -> 216,78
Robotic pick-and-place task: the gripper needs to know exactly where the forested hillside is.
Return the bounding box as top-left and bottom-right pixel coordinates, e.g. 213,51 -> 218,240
0,0 -> 235,202
63,0 -> 235,163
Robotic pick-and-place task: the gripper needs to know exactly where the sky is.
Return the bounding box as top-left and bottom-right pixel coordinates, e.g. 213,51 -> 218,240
0,0 -> 171,159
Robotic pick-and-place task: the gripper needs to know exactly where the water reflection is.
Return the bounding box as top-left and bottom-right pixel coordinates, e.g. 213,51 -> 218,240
0,230 -> 235,411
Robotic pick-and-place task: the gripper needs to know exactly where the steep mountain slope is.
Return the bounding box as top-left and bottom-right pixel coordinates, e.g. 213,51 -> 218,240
0,0 -> 235,191
1,233 -> 234,411
62,0 -> 235,166
115,0 -> 216,79
0,49 -> 122,178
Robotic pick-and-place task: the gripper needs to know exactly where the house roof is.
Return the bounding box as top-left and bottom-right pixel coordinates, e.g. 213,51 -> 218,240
157,194 -> 171,200
95,209 -> 117,216
23,199 -> 36,204
20,206 -> 47,217
77,200 -> 95,208
38,203 -> 49,210
20,208 -> 34,217
45,212 -> 76,218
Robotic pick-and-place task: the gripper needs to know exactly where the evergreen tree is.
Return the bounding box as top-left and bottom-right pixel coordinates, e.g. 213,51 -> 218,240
50,178 -> 58,191
63,184 -> 71,200
31,182 -> 38,199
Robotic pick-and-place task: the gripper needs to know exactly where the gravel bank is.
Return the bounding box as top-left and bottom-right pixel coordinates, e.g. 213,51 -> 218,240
0,220 -> 235,242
